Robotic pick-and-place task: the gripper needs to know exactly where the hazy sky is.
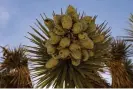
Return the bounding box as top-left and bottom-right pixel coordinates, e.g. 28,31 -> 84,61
0,0 -> 133,84
0,0 -> 133,47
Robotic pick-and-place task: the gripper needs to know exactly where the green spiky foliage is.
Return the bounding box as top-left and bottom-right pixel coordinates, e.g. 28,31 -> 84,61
27,5 -> 111,88
0,70 -> 16,88
122,14 -> 133,41
124,59 -> 133,83
108,39 -> 133,88
0,46 -> 32,88
0,74 -> 13,88
121,13 -> 133,85
87,72 -> 111,88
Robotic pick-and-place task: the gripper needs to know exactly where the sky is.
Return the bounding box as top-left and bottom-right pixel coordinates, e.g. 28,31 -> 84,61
0,0 -> 133,47
0,0 -> 133,85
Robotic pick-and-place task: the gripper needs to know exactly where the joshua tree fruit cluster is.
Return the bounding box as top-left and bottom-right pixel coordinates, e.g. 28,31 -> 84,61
44,5 -> 104,68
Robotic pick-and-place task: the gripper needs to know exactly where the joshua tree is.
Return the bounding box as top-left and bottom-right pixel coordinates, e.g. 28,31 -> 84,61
124,59 -> 133,83
122,14 -> 133,41
0,46 -> 32,88
27,5 -> 111,88
108,39 -> 133,88
119,13 -> 133,86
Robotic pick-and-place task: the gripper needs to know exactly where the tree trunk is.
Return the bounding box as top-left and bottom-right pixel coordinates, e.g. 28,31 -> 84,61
109,60 -> 133,88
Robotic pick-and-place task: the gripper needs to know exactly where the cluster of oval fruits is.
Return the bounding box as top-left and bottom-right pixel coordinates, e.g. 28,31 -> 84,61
44,5 -> 104,68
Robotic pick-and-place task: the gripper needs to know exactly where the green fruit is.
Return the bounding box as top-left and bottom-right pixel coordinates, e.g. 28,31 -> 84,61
71,13 -> 79,22
59,37 -> 70,48
44,18 -> 54,30
80,38 -> 94,49
49,35 -> 61,44
89,51 -> 94,57
45,58 -> 59,68
59,48 -> 70,59
71,58 -> 80,66
93,34 -> 104,43
46,45 -> 56,55
72,22 -> 83,34
66,5 -> 79,22
82,50 -> 89,61
53,14 -> 62,25
88,19 -> 96,32
71,50 -> 82,60
45,40 -> 51,47
69,43 -> 81,51
49,31 -> 61,44
45,40 -> 56,54
61,15 -> 72,29
81,16 -> 92,24
89,23 -> 96,31
80,21 -> 88,31
78,32 -> 88,40
53,25 -> 65,35
49,31 -> 56,37
66,5 -> 77,15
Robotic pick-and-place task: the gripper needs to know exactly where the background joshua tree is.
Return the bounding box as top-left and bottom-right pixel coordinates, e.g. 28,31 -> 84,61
122,14 -> 133,41
0,46 -> 32,88
108,39 -> 133,88
124,59 -> 133,83
27,5 -> 111,88
119,13 -> 133,86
